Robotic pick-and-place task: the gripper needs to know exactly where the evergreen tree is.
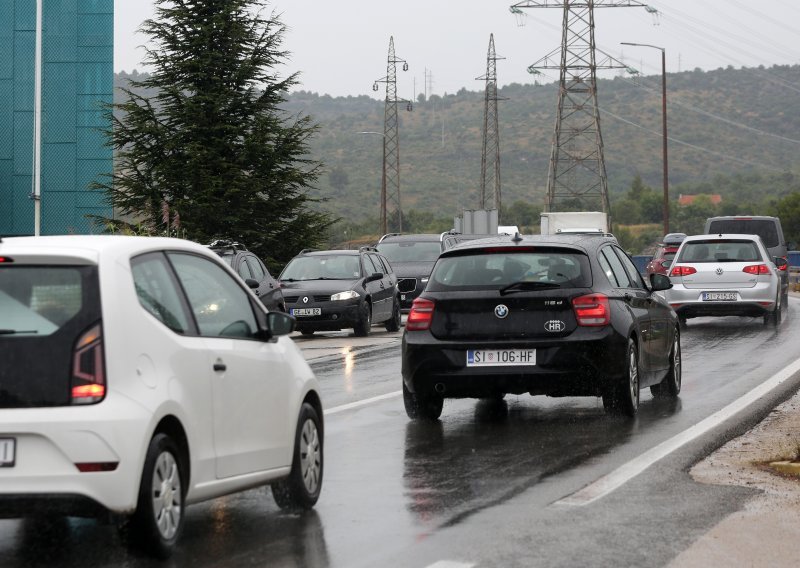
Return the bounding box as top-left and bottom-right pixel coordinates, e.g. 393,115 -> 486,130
95,0 -> 333,270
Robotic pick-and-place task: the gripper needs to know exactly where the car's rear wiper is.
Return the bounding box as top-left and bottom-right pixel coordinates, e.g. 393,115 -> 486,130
500,281 -> 561,295
0,329 -> 38,335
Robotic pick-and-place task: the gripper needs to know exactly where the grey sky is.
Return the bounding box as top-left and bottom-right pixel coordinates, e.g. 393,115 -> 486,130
114,1 -> 800,98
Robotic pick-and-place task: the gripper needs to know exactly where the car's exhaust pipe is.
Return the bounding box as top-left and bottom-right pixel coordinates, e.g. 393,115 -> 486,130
435,383 -> 446,394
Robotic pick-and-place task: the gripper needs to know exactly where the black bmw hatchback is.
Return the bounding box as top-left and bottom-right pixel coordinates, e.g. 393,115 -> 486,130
401,234 -> 681,420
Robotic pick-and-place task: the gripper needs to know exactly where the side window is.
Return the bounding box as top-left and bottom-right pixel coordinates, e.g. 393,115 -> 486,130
364,254 -> 382,275
168,252 -> 258,339
377,254 -> 393,275
247,255 -> 266,281
131,253 -> 192,334
600,247 -> 631,288
237,256 -> 254,281
613,247 -> 646,290
597,249 -> 618,287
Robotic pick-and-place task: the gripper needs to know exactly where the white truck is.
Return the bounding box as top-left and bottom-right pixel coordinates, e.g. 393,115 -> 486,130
539,211 -> 610,235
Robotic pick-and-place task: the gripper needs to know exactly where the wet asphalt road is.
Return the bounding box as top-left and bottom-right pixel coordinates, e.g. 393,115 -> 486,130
2,302 -> 800,567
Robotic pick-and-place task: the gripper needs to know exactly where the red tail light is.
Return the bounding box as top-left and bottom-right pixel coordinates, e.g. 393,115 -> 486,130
71,323 -> 105,404
572,293 -> 610,326
0,256 -> 14,263
406,298 -> 435,331
778,257 -> 788,271
669,266 -> 697,277
742,264 -> 770,275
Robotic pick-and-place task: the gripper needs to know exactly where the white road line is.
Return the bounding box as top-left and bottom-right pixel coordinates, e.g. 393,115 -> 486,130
554,356 -> 800,507
425,562 -> 476,568
324,390 -> 402,416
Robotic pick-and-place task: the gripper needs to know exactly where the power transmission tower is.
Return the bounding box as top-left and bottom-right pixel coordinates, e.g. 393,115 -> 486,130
477,33 -> 504,211
512,1 -> 648,218
372,36 -> 411,234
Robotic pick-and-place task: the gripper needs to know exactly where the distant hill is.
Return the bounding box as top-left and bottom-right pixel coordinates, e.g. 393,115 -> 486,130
115,64 -> 800,222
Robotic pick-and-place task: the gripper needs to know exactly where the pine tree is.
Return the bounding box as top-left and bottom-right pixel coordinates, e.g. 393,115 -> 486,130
95,0 -> 333,270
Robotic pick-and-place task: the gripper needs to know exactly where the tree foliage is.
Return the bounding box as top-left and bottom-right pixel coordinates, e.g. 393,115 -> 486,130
96,0 -> 333,270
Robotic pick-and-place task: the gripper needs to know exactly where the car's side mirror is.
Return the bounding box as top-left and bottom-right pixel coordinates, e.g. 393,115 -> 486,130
650,273 -> 673,292
365,272 -> 383,283
266,311 -> 295,337
245,278 -> 259,289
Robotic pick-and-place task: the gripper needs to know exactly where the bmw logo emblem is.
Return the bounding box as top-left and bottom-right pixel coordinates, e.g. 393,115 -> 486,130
494,304 -> 509,319
302,296 -> 309,304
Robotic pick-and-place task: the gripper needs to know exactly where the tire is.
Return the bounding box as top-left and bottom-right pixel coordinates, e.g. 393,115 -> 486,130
651,326 -> 681,398
678,315 -> 688,329
403,381 -> 443,420
126,433 -> 185,559
300,330 -> 315,337
602,338 -> 640,417
353,302 -> 372,337
272,403 -> 323,510
384,297 -> 402,332
765,290 -> 782,325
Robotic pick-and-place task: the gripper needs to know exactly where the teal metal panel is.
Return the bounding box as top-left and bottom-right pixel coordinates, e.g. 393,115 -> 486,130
76,125 -> 106,159
77,159 -> 111,192
77,110 -> 104,128
13,111 -> 32,175
80,0 -> 113,14
77,13 -> 112,47
0,160 -> 13,233
42,143 -> 76,192
77,94 -> 106,112
78,45 -> 111,62
15,0 -> 35,30
0,10 -> 12,79
43,63 -> 77,143
0,81 -> 12,158
45,0 -> 77,63
76,189 -> 105,207
12,175 -> 32,234
13,31 -> 33,109
77,60 -> 111,94
41,190 -> 75,234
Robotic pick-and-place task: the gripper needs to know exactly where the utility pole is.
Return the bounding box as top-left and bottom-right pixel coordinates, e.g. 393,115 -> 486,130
512,1 -> 650,220
373,37 -> 411,234
477,34 -> 504,212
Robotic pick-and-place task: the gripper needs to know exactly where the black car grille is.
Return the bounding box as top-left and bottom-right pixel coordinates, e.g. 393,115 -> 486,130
284,295 -> 331,304
398,278 -> 417,293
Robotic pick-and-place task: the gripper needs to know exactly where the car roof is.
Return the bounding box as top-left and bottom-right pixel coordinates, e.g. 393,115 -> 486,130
439,233 -> 617,256
377,233 -> 443,243
297,249 -> 363,256
682,233 -> 764,243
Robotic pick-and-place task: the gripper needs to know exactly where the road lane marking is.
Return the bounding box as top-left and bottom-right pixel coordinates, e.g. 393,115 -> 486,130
425,562 -> 475,568
554,356 -> 800,507
324,390 -> 402,416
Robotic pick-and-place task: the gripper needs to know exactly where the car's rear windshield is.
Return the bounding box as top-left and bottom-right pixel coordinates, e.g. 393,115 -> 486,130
376,241 -> 442,262
280,255 -> 362,280
0,266 -> 87,336
707,219 -> 779,248
427,248 -> 591,291
677,240 -> 762,263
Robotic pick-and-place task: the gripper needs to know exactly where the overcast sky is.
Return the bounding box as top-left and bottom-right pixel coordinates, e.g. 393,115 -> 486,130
114,1 -> 800,98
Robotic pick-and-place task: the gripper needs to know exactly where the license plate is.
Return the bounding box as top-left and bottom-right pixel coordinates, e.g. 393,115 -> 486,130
467,349 -> 536,367
0,438 -> 15,467
291,308 -> 321,316
702,291 -> 737,301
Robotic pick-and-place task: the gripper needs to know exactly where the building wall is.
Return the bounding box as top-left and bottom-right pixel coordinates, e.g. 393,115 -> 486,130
0,0 -> 113,236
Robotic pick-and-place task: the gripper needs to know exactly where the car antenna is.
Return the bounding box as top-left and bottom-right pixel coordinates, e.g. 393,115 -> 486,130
512,231 -> 523,243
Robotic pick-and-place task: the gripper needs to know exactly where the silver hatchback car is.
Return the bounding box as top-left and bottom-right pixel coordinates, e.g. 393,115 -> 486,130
665,234 -> 784,326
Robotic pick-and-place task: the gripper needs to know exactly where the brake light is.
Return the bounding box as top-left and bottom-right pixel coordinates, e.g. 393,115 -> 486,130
778,257 -> 788,271
572,293 -> 610,326
406,298 -> 435,331
0,256 -> 13,263
71,323 -> 105,404
742,264 -> 770,275
670,266 -> 697,277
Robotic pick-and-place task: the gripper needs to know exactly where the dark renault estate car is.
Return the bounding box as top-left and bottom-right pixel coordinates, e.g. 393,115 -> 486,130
401,234 -> 681,420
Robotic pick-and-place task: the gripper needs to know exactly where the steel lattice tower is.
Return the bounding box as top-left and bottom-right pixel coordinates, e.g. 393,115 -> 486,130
372,37 -> 410,234
477,34 -> 503,211
512,1 -> 647,216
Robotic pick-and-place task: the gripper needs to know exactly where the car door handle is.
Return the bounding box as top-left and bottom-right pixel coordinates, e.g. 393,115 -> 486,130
213,361 -> 226,372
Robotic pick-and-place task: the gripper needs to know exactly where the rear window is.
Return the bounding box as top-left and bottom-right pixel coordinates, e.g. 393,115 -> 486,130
707,219 -> 779,248
427,249 -> 591,290
0,266 -> 85,336
678,240 -> 762,263
376,241 -> 442,262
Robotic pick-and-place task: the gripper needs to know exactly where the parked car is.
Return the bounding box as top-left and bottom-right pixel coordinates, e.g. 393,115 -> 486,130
645,232 -> 687,277
375,233 -> 446,311
207,239 -> 285,312
704,216 -> 789,304
401,233 -> 680,420
279,247 -> 401,336
666,233 -> 784,326
0,235 -> 323,558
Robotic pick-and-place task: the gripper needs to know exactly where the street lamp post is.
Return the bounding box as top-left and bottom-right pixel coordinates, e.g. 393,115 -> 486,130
621,42 -> 669,235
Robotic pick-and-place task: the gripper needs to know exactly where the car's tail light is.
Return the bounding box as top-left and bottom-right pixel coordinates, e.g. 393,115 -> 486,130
778,257 -> 788,271
742,264 -> 770,275
71,323 -> 106,404
406,298 -> 435,331
670,266 -> 696,277
572,293 -> 610,326
0,256 -> 14,263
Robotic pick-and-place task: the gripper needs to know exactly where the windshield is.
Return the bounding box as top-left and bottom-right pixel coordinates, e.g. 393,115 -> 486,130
376,241 -> 442,263
280,255 -> 363,280
677,239 -> 762,263
426,249 -> 591,291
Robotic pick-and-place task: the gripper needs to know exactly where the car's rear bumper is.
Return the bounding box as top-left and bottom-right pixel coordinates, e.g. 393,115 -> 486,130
667,283 -> 777,318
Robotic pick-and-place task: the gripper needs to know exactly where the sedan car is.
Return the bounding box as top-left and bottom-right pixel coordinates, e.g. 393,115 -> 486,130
0,235 -> 323,558
279,247 -> 401,336
665,233 -> 784,325
401,234 -> 681,420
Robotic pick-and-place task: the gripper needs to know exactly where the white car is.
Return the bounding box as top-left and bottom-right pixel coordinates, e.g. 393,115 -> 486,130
0,235 -> 323,557
665,233 -> 783,326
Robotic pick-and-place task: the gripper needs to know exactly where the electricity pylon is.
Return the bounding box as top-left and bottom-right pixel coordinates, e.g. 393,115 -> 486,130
512,1 -> 648,217
372,36 -> 411,234
477,33 -> 504,212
